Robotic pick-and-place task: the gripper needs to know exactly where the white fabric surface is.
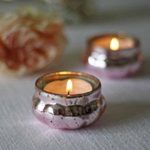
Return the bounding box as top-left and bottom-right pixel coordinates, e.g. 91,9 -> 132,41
0,17 -> 150,150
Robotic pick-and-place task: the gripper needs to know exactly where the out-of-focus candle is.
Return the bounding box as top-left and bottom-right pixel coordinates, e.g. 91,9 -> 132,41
84,33 -> 143,78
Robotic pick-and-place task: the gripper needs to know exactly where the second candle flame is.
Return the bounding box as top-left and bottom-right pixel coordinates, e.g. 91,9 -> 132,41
110,38 -> 119,51
66,79 -> 73,95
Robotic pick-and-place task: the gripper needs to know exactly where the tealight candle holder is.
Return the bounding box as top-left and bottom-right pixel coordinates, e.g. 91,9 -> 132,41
83,33 -> 143,78
32,71 -> 106,129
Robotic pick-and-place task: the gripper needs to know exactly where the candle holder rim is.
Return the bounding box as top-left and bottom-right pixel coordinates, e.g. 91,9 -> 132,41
35,71 -> 101,98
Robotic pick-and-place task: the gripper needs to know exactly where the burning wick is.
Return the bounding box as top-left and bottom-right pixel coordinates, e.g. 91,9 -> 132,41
110,38 -> 119,51
66,79 -> 73,95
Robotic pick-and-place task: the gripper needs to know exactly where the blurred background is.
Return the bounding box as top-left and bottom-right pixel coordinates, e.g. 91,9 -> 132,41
0,1 -> 150,150
0,0 -> 150,84
1,0 -> 150,24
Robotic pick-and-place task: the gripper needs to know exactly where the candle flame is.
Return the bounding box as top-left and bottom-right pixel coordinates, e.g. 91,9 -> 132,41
110,38 -> 119,51
66,79 -> 73,95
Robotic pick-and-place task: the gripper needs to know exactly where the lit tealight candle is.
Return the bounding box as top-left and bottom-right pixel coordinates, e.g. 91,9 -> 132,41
33,71 -> 106,129
44,78 -> 92,95
84,33 -> 143,78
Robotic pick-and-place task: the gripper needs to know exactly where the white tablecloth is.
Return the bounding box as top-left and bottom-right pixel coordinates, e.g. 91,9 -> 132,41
0,16 -> 150,150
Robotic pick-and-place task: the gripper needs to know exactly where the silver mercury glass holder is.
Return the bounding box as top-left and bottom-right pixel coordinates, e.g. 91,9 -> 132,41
32,71 -> 106,129
83,33 -> 143,78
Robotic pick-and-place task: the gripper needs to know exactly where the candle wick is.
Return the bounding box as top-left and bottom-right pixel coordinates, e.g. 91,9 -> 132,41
67,91 -> 70,96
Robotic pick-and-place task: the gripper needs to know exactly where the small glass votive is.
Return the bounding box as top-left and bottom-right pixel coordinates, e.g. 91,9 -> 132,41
83,33 -> 143,78
32,71 -> 106,129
